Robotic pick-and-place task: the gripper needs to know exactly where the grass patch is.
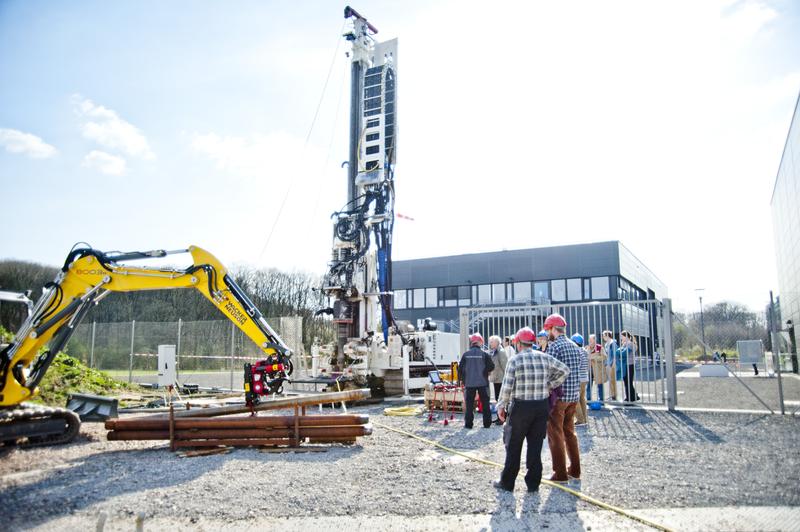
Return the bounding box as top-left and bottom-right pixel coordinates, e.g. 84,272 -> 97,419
33,352 -> 138,406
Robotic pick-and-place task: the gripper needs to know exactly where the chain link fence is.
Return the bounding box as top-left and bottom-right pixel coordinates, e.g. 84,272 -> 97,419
670,298 -> 799,414
64,316 -> 334,389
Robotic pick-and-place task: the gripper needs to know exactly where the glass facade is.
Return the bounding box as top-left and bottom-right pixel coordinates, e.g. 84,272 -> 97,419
772,92 -> 800,333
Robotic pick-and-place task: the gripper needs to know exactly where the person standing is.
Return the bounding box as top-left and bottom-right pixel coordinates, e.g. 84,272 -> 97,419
619,331 -> 640,402
459,333 -> 495,429
571,334 -> 589,426
587,334 -> 606,403
543,313 -> 583,483
493,327 -> 569,493
536,330 -> 548,352
602,330 -> 619,400
488,335 -> 508,424
503,336 -> 516,359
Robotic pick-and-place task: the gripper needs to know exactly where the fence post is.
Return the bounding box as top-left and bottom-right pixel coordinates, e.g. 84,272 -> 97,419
128,320 -> 136,384
90,320 -> 96,369
176,318 -> 182,382
459,308 -> 469,354
770,291 -> 786,415
663,299 -> 677,411
230,321 -> 235,391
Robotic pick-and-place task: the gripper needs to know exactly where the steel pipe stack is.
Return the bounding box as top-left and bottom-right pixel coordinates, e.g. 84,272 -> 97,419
105,390 -> 373,450
106,413 -> 372,449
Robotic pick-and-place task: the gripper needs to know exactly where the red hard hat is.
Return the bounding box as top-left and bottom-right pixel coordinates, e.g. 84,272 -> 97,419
469,333 -> 484,346
543,313 -> 567,330
515,327 -> 536,344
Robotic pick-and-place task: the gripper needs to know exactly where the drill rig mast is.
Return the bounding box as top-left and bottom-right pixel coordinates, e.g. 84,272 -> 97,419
323,6 -> 399,371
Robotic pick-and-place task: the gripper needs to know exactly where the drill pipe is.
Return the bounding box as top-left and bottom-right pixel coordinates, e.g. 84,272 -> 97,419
136,389 -> 371,420
107,424 -> 372,441
105,414 -> 369,431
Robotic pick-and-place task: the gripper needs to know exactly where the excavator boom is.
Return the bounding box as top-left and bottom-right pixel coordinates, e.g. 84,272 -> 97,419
0,245 -> 292,447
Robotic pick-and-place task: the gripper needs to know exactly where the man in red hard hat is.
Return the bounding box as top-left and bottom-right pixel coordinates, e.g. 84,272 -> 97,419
543,313 -> 584,483
458,333 -> 494,429
493,326 -> 569,492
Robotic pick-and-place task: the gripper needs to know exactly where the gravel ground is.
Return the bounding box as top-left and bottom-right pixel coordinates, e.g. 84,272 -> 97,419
675,367 -> 800,412
1,406 -> 799,531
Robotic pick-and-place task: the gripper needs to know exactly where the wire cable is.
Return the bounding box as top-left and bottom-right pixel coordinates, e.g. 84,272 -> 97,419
373,421 -> 674,532
257,21 -> 347,263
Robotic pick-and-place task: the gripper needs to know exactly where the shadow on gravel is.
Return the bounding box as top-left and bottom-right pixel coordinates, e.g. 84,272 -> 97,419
589,409 -> 723,443
0,443 -> 363,529
481,490 -> 585,532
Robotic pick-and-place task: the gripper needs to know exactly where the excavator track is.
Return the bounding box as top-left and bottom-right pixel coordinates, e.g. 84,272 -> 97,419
0,403 -> 81,449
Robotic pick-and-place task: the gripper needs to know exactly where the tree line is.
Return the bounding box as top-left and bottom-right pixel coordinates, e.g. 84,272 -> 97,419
672,301 -> 770,359
0,259 -> 335,350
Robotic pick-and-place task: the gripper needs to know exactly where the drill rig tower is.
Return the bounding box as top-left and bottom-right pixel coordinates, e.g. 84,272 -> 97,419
323,6 -> 399,374
321,7 -> 460,393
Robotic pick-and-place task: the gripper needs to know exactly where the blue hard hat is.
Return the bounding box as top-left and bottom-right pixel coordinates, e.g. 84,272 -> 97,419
571,333 -> 584,346
537,330 -> 547,338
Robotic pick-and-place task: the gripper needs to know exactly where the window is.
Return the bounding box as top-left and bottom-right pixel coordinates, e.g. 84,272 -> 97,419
458,285 -> 471,306
492,283 -> 505,303
551,279 -> 566,301
365,145 -> 380,155
413,288 -> 425,309
591,277 -> 610,299
534,281 -> 550,303
584,279 -> 591,299
441,286 -> 458,307
426,287 -> 437,308
394,289 -> 406,309
366,133 -> 380,142
513,282 -> 531,302
567,278 -> 582,301
366,119 -> 380,128
478,284 -> 492,304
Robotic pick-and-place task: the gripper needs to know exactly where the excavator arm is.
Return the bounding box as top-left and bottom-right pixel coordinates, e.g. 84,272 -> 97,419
0,245 -> 291,408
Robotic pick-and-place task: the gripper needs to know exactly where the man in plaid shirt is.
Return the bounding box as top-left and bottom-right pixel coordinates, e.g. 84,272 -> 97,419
494,327 -> 569,492
544,313 -> 584,483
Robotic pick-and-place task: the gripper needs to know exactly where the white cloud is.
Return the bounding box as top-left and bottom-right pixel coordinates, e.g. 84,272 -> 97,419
0,128 -> 57,159
82,150 -> 127,176
720,1 -> 778,48
72,94 -> 154,160
190,131 -> 310,176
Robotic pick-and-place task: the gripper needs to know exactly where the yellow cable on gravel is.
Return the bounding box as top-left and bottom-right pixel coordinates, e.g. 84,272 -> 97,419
374,421 -> 673,532
383,406 -> 425,416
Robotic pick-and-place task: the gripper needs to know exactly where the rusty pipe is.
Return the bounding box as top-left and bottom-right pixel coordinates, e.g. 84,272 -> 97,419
105,414 -> 369,431
107,424 -> 372,441
134,389 -> 371,420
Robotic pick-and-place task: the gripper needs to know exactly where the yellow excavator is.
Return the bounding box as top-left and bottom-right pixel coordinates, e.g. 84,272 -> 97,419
0,245 -> 292,449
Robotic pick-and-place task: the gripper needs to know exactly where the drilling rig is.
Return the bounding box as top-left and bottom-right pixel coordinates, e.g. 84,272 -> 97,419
319,7 -> 460,395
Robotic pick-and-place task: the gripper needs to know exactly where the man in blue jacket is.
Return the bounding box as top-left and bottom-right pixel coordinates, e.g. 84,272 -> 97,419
459,333 -> 495,429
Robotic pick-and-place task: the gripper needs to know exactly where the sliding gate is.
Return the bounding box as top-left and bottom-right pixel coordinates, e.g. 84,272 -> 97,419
459,299 -> 675,407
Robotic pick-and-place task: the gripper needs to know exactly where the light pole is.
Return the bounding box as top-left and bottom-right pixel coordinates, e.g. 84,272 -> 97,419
695,289 -> 706,358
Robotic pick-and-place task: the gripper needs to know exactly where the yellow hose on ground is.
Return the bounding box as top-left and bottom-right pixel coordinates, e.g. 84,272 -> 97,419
373,421 -> 673,532
383,406 -> 425,416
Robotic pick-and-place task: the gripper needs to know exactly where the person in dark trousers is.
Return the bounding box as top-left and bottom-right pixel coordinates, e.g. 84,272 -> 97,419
459,333 -> 495,429
619,330 -> 640,403
544,313 -> 584,483
494,327 -> 569,493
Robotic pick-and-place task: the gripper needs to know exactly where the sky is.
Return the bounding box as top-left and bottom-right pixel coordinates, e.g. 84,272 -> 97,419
0,0 -> 798,314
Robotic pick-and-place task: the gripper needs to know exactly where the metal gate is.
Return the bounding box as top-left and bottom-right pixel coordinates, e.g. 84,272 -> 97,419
459,299 -> 676,408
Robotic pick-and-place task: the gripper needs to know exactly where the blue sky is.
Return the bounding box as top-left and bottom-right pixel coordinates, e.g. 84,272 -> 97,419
1,0 -> 799,312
